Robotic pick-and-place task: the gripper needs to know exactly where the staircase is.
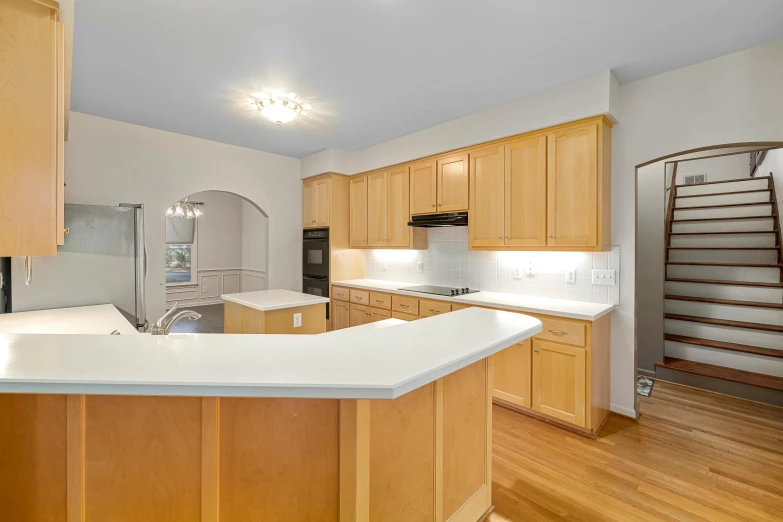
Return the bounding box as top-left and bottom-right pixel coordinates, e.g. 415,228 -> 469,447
656,175 -> 783,406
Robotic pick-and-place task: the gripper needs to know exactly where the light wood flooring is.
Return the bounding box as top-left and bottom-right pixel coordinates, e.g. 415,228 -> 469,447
490,381 -> 783,521
169,303 -> 224,333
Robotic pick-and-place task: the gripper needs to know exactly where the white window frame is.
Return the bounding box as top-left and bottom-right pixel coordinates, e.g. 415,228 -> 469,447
165,219 -> 198,287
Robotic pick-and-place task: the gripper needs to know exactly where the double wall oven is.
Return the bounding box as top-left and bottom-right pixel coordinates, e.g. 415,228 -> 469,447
302,228 -> 330,318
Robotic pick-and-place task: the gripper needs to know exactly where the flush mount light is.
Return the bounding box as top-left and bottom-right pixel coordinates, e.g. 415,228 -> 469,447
254,92 -> 310,125
166,198 -> 204,219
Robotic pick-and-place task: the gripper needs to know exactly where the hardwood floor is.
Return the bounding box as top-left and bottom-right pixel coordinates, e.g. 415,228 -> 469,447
490,381 -> 783,521
168,304 -> 224,333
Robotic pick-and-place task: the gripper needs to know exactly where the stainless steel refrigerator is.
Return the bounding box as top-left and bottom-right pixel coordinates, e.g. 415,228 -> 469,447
10,203 -> 147,330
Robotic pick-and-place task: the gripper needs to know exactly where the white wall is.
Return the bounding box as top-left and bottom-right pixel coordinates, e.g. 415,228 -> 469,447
190,191 -> 243,270
301,148 -> 350,178
756,148 -> 783,217
241,199 -> 268,272
675,153 -> 750,184
64,112 -> 301,321
613,39 -> 783,417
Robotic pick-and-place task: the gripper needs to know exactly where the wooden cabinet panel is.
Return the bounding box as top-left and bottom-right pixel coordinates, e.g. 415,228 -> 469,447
315,178 -> 330,227
387,166 -> 410,247
0,0 -> 61,256
367,171 -> 388,247
349,303 -> 372,327
371,307 -> 392,322
302,180 -> 315,227
418,299 -> 451,318
392,311 -> 418,321
391,295 -> 419,315
437,153 -> 469,212
537,318 -> 586,347
332,300 -> 350,330
349,289 -> 369,306
532,339 -> 586,427
55,21 -> 65,246
506,136 -> 547,247
349,175 -> 368,247
469,145 -> 505,247
410,160 -> 437,215
332,287 -> 349,302
493,340 -> 531,409
547,124 -> 598,247
370,292 -> 392,310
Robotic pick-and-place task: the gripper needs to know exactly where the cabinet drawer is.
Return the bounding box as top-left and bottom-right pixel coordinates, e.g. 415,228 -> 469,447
392,295 -> 419,315
370,292 -> 392,310
371,307 -> 392,322
536,318 -> 586,347
350,289 -> 370,305
333,287 -> 349,302
419,299 -> 452,318
392,311 -> 418,322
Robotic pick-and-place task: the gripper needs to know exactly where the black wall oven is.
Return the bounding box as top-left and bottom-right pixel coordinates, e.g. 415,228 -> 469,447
303,228 -> 330,318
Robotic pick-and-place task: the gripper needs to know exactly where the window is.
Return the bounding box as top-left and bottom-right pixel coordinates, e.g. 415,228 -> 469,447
166,244 -> 193,284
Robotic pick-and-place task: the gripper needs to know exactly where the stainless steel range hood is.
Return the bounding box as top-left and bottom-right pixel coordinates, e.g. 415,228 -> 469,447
408,212 -> 468,228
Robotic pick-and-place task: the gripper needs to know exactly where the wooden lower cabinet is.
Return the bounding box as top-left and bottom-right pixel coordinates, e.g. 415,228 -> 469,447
532,339 -> 586,428
492,339 -> 531,409
392,311 -> 418,321
350,303 -> 372,327
332,300 -> 350,330
371,308 -> 391,322
224,301 -> 326,334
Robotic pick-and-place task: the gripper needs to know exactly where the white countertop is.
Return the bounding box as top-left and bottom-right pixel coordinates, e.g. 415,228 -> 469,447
222,289 -> 330,312
0,308 -> 541,399
0,304 -> 139,335
333,279 -> 614,321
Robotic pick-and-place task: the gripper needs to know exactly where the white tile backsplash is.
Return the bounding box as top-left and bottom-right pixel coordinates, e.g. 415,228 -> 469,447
365,228 -> 620,305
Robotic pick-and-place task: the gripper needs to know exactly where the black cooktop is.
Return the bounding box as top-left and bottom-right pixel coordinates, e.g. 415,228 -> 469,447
398,285 -> 479,297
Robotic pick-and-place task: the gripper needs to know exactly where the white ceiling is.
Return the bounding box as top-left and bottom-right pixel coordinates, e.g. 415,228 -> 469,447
71,0 -> 783,158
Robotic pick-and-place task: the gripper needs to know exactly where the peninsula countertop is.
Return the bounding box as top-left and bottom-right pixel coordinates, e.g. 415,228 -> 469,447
221,289 -> 330,312
0,307 -> 542,399
0,304 -> 139,335
332,279 -> 615,321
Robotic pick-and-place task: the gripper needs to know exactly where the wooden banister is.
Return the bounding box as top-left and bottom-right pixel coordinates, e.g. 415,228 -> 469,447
768,173 -> 783,281
750,150 -> 767,177
664,162 -> 678,262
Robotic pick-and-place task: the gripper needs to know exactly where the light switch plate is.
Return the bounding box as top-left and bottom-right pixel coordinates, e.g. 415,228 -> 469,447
527,262 -> 534,276
566,266 -> 577,284
592,269 -> 616,286
381,260 -> 387,271
293,313 -> 302,328
416,261 -> 423,273
513,267 -> 522,279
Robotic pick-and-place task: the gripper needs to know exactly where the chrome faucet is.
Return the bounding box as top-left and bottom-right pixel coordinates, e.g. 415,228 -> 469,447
148,302 -> 201,335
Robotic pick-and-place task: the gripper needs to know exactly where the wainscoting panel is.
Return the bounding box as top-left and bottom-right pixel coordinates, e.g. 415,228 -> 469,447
223,273 -> 241,295
200,274 -> 221,300
166,269 -> 265,308
241,269 -> 266,292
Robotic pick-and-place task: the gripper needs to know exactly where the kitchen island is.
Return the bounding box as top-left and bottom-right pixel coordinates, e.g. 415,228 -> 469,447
221,288 -> 329,334
0,307 -> 541,522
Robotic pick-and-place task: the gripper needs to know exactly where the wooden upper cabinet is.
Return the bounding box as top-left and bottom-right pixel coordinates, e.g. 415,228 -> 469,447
366,171 -> 388,247
0,0 -> 66,257
505,136 -> 547,247
547,123 -> 598,247
387,166 -> 411,247
302,180 -> 315,227
469,145 -> 505,247
314,178 -> 329,227
410,160 -> 437,215
532,339 -> 586,427
437,153 -> 469,212
349,175 -> 368,247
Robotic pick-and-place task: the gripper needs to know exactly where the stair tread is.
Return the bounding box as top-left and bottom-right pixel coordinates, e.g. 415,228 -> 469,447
666,262 -> 782,268
655,357 -> 783,391
665,294 -> 783,309
674,176 -> 771,188
665,334 -> 783,359
669,230 -> 777,235
665,313 -> 783,333
673,216 -> 775,223
676,189 -> 771,199
675,202 -> 773,210
667,247 -> 779,250
666,277 -> 783,288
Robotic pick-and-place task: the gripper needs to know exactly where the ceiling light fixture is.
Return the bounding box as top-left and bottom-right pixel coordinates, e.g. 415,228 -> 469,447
166,198 -> 204,219
254,92 -> 310,125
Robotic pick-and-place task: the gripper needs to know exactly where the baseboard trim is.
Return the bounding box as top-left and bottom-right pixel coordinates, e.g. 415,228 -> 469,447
609,403 -> 638,419
637,368 -> 656,378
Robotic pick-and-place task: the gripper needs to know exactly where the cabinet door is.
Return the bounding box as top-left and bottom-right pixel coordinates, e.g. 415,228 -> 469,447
332,301 -> 350,330
349,175 -> 368,247
469,145 -> 505,248
391,311 -> 417,321
437,153 -> 469,212
302,181 -> 315,228
0,0 -> 60,257
492,339 -> 531,409
367,171 -> 388,247
532,339 -> 586,427
506,136 -> 547,247
371,307 -> 391,322
410,160 -> 437,215
387,166 -> 410,247
350,303 -> 372,326
547,124 -> 598,247
314,178 -> 330,227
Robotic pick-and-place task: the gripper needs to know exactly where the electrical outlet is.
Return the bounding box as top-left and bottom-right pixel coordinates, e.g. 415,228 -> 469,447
293,313 -> 302,328
513,267 -> 522,279
591,269 -> 616,286
566,266 -> 577,284
527,262 -> 534,276
416,261 -> 423,273
381,260 -> 387,271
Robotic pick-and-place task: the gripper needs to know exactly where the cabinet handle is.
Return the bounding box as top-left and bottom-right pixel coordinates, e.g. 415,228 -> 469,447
428,308 -> 440,313
355,296 -> 363,301
505,236 -> 509,240
549,235 -> 553,239
431,204 -> 436,208
437,203 -> 442,207
400,303 -> 409,308
548,329 -> 567,335
24,256 -> 32,286
534,348 -> 539,353
498,236 -> 502,240
375,299 -> 384,304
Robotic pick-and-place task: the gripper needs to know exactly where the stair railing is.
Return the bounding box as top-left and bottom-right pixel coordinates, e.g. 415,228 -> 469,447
664,162 -> 678,262
750,150 -> 767,177
768,173 -> 783,281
